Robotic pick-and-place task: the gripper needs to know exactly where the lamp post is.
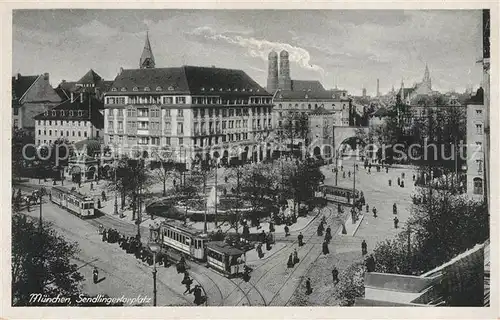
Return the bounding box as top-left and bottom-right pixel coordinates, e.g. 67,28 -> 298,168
114,159 -> 118,215
148,242 -> 161,306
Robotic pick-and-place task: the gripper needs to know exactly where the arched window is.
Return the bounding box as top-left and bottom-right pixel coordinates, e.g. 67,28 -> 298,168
133,87 -> 139,92
121,87 -> 127,92
473,178 -> 483,195
279,104 -> 282,109
111,88 -> 117,92
156,86 -> 162,91
308,104 -> 311,110
144,87 -> 150,92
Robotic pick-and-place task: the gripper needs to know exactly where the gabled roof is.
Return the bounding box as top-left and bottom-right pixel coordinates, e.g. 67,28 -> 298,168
372,107 -> 390,117
77,69 -> 103,85
140,32 -> 155,68
291,80 -> 325,92
108,66 -> 270,97
12,74 -> 40,102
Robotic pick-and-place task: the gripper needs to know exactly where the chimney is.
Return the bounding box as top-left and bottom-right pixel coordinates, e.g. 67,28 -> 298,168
17,73 -> 21,80
44,73 -> 49,81
119,67 -> 124,75
62,80 -> 66,83
70,92 -> 74,103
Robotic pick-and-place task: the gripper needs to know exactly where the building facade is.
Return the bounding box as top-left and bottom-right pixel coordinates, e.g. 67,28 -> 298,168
34,92 -> 104,145
12,73 -> 62,132
104,66 -> 273,167
55,69 -> 113,102
466,88 -> 486,200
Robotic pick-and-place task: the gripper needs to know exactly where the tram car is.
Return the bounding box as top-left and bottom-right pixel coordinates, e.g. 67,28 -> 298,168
206,241 -> 246,277
50,186 -> 95,218
159,220 -> 209,261
318,185 -> 360,206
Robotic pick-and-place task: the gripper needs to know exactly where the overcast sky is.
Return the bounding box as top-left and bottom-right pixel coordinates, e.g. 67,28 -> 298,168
13,9 -> 484,95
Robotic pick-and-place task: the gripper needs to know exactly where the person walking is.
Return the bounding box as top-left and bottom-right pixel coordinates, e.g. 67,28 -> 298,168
287,253 -> 294,268
373,207 -> 377,218
366,204 -> 369,213
361,240 -> 368,256
183,276 -> 193,294
393,203 -> 397,215
293,249 -> 299,264
317,223 -> 324,236
298,232 -> 304,247
284,225 -> 290,237
332,267 -> 339,285
394,216 -> 399,229
322,240 -> 330,255
93,267 -> 99,284
305,278 -> 313,295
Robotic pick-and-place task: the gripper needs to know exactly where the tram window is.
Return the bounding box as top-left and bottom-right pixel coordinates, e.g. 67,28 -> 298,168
89,203 -> 94,209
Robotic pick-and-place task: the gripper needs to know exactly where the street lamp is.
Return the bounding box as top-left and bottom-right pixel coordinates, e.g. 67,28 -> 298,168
114,158 -> 119,215
148,242 -> 161,306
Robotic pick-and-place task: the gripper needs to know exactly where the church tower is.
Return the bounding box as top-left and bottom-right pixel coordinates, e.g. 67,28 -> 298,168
140,31 -> 155,69
423,64 -> 432,89
267,50 -> 279,93
278,50 -> 292,90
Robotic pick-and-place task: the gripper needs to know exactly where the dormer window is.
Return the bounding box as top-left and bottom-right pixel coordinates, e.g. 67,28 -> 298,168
210,88 -> 214,91
78,111 -> 83,117
249,89 -> 253,92
168,86 -> 174,91
44,111 -> 48,116
61,110 -> 65,116
69,111 -> 74,117
234,88 -> 238,92
133,87 -> 139,92
156,86 -> 162,91
52,111 -> 56,116
201,87 -> 205,91
219,88 -> 223,92
227,88 -> 231,91
111,88 -> 118,92
144,87 -> 150,92
242,88 -> 246,92
121,87 -> 126,92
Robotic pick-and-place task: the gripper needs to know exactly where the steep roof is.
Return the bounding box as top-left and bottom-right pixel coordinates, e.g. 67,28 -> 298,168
140,32 -> 155,68
77,69 -> 103,85
291,80 -> 325,92
274,89 -> 349,101
12,74 -> 40,102
108,66 -> 270,96
33,94 -> 104,129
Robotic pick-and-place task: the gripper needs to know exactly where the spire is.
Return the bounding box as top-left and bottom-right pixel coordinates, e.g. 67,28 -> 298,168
424,64 -> 430,81
140,31 -> 155,69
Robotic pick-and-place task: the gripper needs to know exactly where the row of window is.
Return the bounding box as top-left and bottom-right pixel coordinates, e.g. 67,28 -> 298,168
194,132 -> 249,147
106,95 -> 272,106
43,109 -> 86,117
37,120 -> 90,127
109,135 -> 182,146
38,129 -> 88,138
278,103 -> 347,110
108,121 -> 183,134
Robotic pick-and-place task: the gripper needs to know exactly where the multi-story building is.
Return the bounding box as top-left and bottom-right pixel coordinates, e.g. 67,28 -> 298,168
466,87 -> 486,200
34,92 -> 104,145
103,33 -> 273,168
12,73 -> 62,133
308,107 -> 335,158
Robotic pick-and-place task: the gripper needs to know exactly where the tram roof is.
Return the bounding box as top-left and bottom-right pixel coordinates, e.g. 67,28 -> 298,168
161,220 -> 208,237
52,186 -> 93,201
206,241 -> 245,256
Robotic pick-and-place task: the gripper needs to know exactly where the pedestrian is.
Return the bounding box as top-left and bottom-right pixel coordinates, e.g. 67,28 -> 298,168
356,164 -> 359,171
259,230 -> 266,243
365,254 -> 376,272
257,243 -> 263,259
325,226 -> 332,242
305,278 -> 313,295
343,171 -> 346,179
389,179 -> 392,186
287,253 -> 294,268
397,177 -> 401,186
393,203 -> 397,215
366,204 -> 369,213
338,203 -> 342,213
401,180 -> 405,188
361,240 -> 367,256
93,267 -> 99,284
341,165 -> 344,171
223,188 -> 227,196
193,285 -> 203,305
402,172 -> 405,179
373,207 -> 377,218
102,229 -> 107,242
322,240 -> 330,255
293,249 -> 299,264
298,232 -> 304,247
284,225 -> 290,237
183,276 -> 193,294
317,224 -> 323,236
348,171 -> 351,178
386,167 -> 389,174
332,267 -> 339,285
413,174 -> 416,181
269,221 -> 275,232
224,176 -> 228,183
97,198 -> 101,209
368,167 -> 371,174
102,191 -> 107,201
90,182 -> 94,191
394,216 -> 399,228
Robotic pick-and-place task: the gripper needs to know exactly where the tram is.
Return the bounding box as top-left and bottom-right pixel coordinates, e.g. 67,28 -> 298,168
159,220 -> 209,261
50,186 -> 95,218
318,185 -> 360,205
206,241 -> 246,277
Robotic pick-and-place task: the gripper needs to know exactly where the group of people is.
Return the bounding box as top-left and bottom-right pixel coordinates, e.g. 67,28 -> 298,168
99,225 -> 168,267
179,267 -> 205,305
287,248 -> 300,268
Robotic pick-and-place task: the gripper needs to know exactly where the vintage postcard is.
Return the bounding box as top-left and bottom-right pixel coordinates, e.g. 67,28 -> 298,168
1,1 -> 498,319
